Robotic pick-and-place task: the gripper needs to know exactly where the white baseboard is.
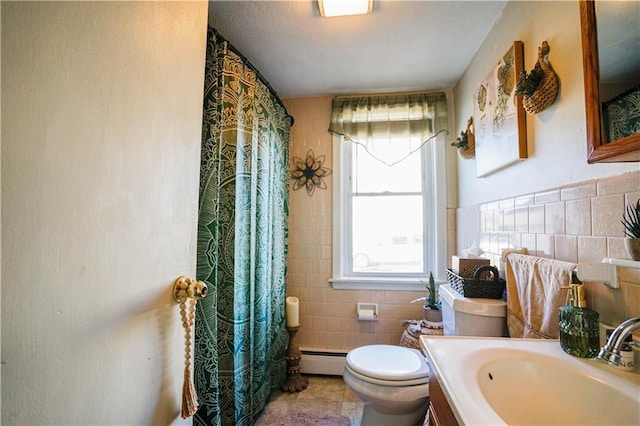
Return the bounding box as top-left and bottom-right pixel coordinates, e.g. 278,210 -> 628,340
300,348 -> 348,376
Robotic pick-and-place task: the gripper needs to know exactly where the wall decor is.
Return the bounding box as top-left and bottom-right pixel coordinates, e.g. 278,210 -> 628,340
515,41 -> 559,115
451,116 -> 476,159
291,149 -> 332,196
473,40 -> 528,177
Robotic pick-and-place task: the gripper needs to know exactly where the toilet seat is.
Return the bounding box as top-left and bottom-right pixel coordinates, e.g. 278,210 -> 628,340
345,364 -> 429,386
345,345 -> 429,386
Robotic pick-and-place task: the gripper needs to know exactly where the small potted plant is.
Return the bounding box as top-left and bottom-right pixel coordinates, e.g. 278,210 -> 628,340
411,272 -> 442,324
515,67 -> 545,98
451,130 -> 469,151
451,117 -> 475,159
514,41 -> 558,115
621,198 -> 640,261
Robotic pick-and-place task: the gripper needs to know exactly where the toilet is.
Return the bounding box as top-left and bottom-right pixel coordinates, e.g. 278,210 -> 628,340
344,283 -> 507,426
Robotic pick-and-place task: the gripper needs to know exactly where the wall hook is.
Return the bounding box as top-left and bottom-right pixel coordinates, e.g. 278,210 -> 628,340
172,276 -> 208,303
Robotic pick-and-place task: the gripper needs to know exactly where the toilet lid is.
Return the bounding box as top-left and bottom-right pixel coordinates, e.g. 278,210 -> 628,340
346,345 -> 429,382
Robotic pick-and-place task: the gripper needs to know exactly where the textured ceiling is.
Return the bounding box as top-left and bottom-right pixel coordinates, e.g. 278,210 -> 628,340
207,0 -> 508,99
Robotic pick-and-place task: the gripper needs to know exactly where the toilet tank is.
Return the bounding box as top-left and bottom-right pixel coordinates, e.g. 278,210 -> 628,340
439,283 -> 507,337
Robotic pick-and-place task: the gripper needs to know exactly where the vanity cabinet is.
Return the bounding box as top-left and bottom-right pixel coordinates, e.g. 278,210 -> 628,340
428,365 -> 459,426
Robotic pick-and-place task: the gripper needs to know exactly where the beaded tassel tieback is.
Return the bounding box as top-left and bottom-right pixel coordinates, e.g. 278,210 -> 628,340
180,298 -> 198,418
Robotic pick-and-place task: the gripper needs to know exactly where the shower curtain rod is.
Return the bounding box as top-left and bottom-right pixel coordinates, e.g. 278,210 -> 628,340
333,90 -> 447,100
210,27 -> 294,126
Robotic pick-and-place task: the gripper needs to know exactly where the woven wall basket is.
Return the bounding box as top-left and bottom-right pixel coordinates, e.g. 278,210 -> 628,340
458,116 -> 475,159
523,41 -> 558,115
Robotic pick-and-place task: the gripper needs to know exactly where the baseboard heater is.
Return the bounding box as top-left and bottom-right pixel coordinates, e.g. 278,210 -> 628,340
300,348 -> 348,376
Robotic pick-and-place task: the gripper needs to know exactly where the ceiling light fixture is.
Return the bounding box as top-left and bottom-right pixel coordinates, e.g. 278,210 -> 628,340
318,0 -> 373,17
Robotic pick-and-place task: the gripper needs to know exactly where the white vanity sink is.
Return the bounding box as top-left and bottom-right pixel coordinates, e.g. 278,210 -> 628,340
420,336 -> 640,425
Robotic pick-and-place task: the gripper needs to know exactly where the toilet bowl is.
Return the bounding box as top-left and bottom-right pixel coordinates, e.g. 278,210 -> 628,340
343,344 -> 429,426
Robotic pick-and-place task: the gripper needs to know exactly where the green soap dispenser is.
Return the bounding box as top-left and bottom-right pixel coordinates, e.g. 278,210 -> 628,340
559,284 -> 600,358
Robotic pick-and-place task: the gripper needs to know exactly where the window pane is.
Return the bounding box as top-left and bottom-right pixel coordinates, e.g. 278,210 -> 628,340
352,195 -> 424,273
352,141 -> 422,193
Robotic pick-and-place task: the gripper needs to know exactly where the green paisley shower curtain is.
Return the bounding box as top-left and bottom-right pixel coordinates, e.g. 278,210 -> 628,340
194,27 -> 291,426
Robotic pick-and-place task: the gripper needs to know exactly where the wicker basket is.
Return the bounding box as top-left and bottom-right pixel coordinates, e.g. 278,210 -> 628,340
447,266 -> 505,299
400,320 -> 444,354
458,117 -> 475,159
522,41 -> 558,115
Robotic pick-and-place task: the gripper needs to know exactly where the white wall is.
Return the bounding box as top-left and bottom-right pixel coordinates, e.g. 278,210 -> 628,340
454,1 -> 638,208
0,3 -> 3,419
1,2 -> 206,424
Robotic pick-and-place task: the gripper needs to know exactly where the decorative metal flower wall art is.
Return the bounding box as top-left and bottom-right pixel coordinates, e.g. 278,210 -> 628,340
290,149 -> 332,196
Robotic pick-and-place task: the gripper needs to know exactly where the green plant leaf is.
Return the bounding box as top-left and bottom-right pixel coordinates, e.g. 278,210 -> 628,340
515,68 -> 544,97
621,199 -> 640,238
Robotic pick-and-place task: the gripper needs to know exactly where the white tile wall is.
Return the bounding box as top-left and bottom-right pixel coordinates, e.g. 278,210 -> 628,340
458,170 -> 640,327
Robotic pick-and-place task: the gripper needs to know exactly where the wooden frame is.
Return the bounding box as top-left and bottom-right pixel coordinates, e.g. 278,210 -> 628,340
473,41 -> 528,177
580,0 -> 640,163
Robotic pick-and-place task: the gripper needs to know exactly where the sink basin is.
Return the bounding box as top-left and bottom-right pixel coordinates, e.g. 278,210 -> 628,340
477,349 -> 638,425
421,336 -> 640,425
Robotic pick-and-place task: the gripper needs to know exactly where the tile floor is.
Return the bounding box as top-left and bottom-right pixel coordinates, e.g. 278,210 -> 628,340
265,375 -> 364,425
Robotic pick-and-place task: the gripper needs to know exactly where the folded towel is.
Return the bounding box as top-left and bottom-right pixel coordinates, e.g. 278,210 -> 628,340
505,254 -> 575,339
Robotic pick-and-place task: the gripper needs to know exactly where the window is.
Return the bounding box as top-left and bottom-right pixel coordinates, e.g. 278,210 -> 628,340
327,92 -> 449,290
330,133 -> 447,290
351,138 -> 425,274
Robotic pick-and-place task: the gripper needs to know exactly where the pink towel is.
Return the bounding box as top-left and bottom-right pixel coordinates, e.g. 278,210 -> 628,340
505,254 -> 575,339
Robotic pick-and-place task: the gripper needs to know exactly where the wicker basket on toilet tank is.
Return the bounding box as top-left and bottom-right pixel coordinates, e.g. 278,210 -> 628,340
447,266 -> 505,299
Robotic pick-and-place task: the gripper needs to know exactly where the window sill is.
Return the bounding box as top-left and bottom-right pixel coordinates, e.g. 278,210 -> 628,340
329,277 -> 427,291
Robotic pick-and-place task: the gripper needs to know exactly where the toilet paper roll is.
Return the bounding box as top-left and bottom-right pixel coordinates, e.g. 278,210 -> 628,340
358,309 -> 376,321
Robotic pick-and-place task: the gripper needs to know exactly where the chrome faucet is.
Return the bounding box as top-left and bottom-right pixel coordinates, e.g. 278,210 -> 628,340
598,317 -> 640,366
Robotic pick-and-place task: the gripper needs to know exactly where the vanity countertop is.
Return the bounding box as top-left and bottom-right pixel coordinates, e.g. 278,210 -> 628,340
420,336 -> 640,426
